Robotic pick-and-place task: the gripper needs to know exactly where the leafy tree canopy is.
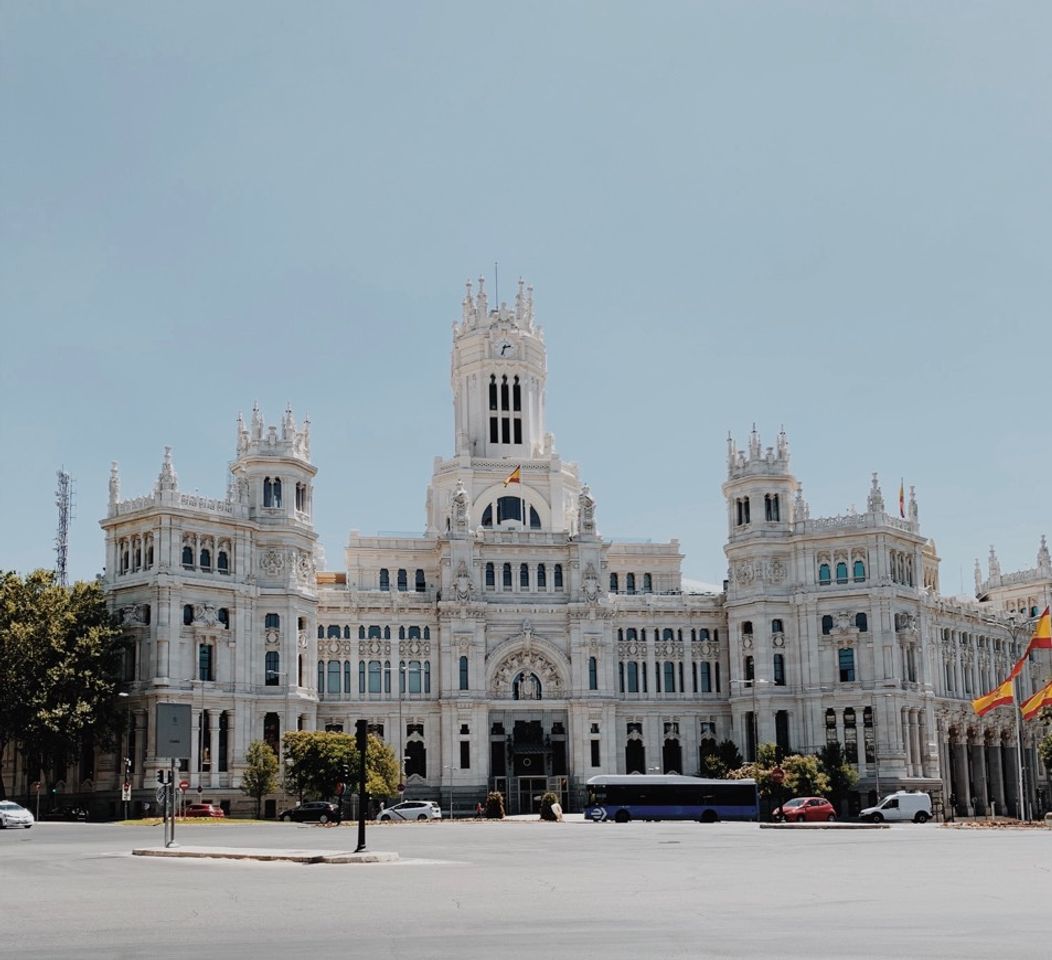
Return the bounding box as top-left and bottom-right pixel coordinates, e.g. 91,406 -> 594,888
240,740 -> 279,818
282,730 -> 399,801
0,570 -> 126,799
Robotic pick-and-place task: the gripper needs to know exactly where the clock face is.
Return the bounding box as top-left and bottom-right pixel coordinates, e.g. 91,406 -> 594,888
496,340 -> 516,359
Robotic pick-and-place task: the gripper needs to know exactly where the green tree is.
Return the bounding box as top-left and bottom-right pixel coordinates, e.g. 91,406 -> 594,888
282,730 -> 399,803
699,739 -> 744,778
817,742 -> 859,811
782,754 -> 830,797
240,740 -> 279,819
1039,731 -> 1052,776
0,571 -> 126,800
728,744 -> 782,801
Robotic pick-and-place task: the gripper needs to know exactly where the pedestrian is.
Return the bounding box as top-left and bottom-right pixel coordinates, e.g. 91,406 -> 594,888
475,801 -> 484,819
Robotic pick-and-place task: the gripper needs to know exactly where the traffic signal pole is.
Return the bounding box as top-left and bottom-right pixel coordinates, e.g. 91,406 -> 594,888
355,719 -> 368,853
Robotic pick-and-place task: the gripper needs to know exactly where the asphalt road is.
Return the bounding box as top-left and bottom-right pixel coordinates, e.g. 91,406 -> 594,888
2,818 -> 1049,960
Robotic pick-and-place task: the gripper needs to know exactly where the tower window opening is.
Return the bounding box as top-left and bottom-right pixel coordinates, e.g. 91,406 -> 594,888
501,417 -> 510,444
500,375 -> 510,410
489,375 -> 497,410
512,376 -> 521,411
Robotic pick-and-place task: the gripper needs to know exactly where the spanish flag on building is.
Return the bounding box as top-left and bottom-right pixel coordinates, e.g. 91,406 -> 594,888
972,677 -> 1014,717
1007,606 -> 1052,679
1020,679 -> 1052,721
503,465 -> 522,487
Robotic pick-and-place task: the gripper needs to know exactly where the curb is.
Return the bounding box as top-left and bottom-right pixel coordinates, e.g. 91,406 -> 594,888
759,822 -> 889,830
132,846 -> 399,863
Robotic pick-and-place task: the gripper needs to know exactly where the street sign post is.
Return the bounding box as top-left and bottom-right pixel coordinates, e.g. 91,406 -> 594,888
155,705 -> 190,848
32,781 -> 40,821
121,782 -> 132,802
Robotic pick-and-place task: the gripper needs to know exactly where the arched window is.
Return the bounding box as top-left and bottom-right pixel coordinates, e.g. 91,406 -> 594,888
263,477 -> 273,507
627,661 -> 639,693
217,608 -> 229,629
698,628 -> 710,642
554,564 -> 563,590
359,661 -> 366,693
368,660 -> 381,693
408,660 -> 422,694
358,626 -> 366,639
485,562 -> 495,588
408,626 -> 421,640
481,504 -> 493,527
512,376 -> 521,411
199,548 -> 211,570
744,655 -> 755,681
182,545 -> 194,567
183,604 -> 194,626
771,619 -> 784,634
423,626 -> 430,640
383,625 -> 391,640
146,544 -> 154,567
327,661 -> 340,694
500,375 -> 510,410
528,506 -> 541,529
818,563 -> 831,585
397,569 -> 408,592
265,651 -> 279,686
537,564 -> 547,588
271,478 -> 282,507
663,628 -> 674,642
855,612 -> 868,632
317,660 -> 325,691
489,375 -> 497,410
610,573 -> 619,593
643,573 -> 653,594
379,568 -> 390,591
265,613 -> 280,629
415,569 -> 426,592
502,563 -> 512,590
853,560 -> 865,582
626,628 -> 637,642
773,653 -> 786,686
626,573 -> 636,595
398,626 -> 406,640
343,626 -> 351,639
588,656 -> 598,690
459,656 -> 469,691
700,662 -> 712,693
821,615 -> 833,635
520,563 -> 529,589
497,496 -> 522,524
663,661 -> 676,692
835,562 -> 848,584
424,660 -> 431,693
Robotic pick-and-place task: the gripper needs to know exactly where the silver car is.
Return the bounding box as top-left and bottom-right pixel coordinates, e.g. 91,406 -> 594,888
0,801 -> 34,829
377,800 -> 442,822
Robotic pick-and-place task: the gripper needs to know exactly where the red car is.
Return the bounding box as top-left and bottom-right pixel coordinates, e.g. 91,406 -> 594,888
184,803 -> 225,818
772,797 -> 836,822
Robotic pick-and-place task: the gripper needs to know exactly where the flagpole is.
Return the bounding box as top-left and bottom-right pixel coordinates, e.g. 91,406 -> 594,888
1014,683 -> 1026,821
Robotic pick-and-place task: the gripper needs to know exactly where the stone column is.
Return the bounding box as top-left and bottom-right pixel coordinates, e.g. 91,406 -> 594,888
910,712 -> 924,778
901,709 -> 913,775
970,741 -> 988,815
209,711 -> 221,789
953,740 -> 971,814
987,741 -> 1005,816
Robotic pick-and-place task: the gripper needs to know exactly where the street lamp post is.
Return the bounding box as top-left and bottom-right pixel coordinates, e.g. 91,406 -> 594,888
730,678 -> 773,760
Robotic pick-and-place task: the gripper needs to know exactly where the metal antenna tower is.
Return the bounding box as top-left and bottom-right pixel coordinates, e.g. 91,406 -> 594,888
55,469 -> 74,586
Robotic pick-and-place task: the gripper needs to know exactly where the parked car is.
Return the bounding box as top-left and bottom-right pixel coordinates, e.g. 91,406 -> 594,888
278,801 -> 339,823
772,797 -> 836,823
184,803 -> 225,818
42,806 -> 87,822
376,800 -> 443,822
860,790 -> 932,824
0,801 -> 34,829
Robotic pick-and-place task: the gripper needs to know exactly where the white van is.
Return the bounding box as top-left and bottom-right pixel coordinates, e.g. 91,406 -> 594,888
860,790 -> 932,823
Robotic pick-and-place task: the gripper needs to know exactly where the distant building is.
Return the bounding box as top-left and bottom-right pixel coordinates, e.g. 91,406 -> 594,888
8,279 -> 1048,819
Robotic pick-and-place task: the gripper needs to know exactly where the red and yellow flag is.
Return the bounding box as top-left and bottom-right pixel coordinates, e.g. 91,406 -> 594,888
1007,606 -> 1052,679
1020,679 -> 1052,721
503,465 -> 521,487
972,677 -> 1014,717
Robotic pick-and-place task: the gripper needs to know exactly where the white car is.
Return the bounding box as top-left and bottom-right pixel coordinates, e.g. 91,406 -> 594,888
377,800 -> 443,822
0,801 -> 34,829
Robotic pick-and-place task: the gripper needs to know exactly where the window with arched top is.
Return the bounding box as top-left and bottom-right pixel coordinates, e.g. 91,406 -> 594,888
626,573 -> 636,595
771,619 -> 783,634
520,563 -> 529,589
265,613 -> 280,629
217,608 -> 229,629
199,548 -> 210,570
853,560 -> 865,582
554,564 -> 563,590
588,656 -> 598,690
182,545 -> 194,567
821,615 -> 833,635
835,562 -> 848,584
610,573 -> 619,593
415,569 -> 426,592
528,506 -> 541,528
744,655 -> 755,681
368,661 -> 381,694
459,656 -> 469,691
502,563 -> 512,590
663,628 -> 674,642
485,563 -> 495,588
512,376 -> 521,412
481,504 -> 493,527
773,653 -> 785,686
327,625 -> 340,639
343,626 -> 350,639
663,661 -> 676,693
489,375 -> 498,410
183,604 -> 194,626
397,569 -> 408,592
265,651 -> 279,686
643,573 -> 652,593
317,625 -> 325,639
537,563 -> 547,589
698,628 -> 710,642
408,626 -> 421,640
379,568 -> 390,591
855,612 -> 868,632
818,563 -> 831,585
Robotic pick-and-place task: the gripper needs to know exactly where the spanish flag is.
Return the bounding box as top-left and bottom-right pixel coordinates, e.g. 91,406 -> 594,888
1007,606 -> 1052,679
972,677 -> 1014,717
898,479 -> 905,518
503,465 -> 521,487
1020,679 -> 1052,721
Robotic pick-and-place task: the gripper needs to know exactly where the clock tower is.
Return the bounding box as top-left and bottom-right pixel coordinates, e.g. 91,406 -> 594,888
450,276 -> 547,459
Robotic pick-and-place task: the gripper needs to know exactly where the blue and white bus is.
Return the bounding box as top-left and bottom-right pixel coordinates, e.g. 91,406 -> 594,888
584,774 -> 759,823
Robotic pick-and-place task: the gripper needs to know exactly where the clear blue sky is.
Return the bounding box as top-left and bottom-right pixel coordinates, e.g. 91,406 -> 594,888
3,2 -> 1050,593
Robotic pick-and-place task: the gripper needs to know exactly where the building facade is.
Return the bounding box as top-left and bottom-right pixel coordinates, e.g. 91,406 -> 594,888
8,279 -> 1049,818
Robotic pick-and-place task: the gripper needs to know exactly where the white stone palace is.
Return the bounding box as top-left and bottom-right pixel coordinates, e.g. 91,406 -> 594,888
12,278 -> 1050,818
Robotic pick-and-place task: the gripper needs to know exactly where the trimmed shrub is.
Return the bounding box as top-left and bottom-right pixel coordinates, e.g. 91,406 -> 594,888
539,791 -> 560,821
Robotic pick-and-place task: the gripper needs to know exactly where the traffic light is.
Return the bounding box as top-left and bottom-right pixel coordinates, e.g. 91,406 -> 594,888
157,771 -> 165,785
125,757 -> 132,776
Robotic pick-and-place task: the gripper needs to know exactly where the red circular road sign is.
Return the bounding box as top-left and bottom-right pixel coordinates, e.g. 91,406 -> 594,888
179,780 -> 189,791
397,783 -> 406,793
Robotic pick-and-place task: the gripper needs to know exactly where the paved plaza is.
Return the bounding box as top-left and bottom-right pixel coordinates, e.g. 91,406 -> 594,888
2,819 -> 1049,960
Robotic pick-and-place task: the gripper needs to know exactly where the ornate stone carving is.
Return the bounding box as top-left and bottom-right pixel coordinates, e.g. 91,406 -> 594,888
767,558 -> 786,584
260,549 -> 285,577
358,639 -> 391,657
193,604 -> 217,626
451,478 -> 469,533
453,560 -> 474,601
578,485 -> 596,536
265,628 -> 280,646
491,649 -> 562,698
294,550 -> 315,583
735,561 -> 755,585
582,562 -> 599,602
